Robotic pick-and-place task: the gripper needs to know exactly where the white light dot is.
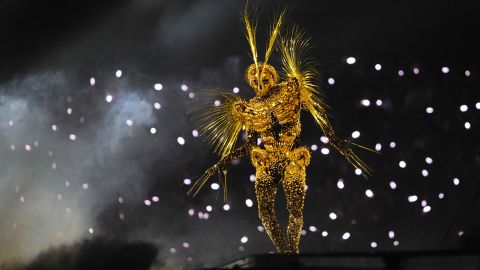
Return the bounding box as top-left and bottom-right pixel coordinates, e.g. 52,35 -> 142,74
257,226 -> 265,232
223,204 -> 230,211
322,231 -> 328,237
150,127 -> 157,134
189,93 -> 195,99
177,137 -> 185,145
375,143 -> 382,151
214,100 -> 221,106
88,228 -> 94,234
183,178 -> 191,185
465,70 -> 471,77
309,226 -> 317,232
389,231 -> 395,239
425,157 -> 433,164
67,107 -> 72,114
337,179 -> 344,189
233,87 -> 240,93
206,205 -> 212,212
329,212 -> 337,220
320,136 -> 329,144
399,161 -> 406,168
460,105 -> 468,112
188,209 -> 195,216
106,95 -> 113,103
376,99 -> 383,106
464,122 -> 471,129
182,242 -> 190,248
393,240 -> 399,246
408,195 -> 418,202
421,169 -> 429,177
126,119 -> 133,126
115,70 -> 122,78
365,189 -> 374,198
25,144 -> 32,151
245,199 -> 253,207
90,77 -> 96,86
301,230 -> 307,236
398,70 -> 405,76
351,131 -> 360,139
441,66 -> 450,74
68,134 -> 77,142
8,120 -> 13,126
240,236 -> 248,243
249,174 -> 256,182
192,129 -> 199,137
10,145 -> 15,151
390,141 -> 396,148
453,178 -> 460,186
327,78 -> 335,85
52,124 -> 58,131
118,196 -> 123,203
170,248 -> 177,253
458,231 -> 464,237
375,64 -> 382,71
476,102 -> 480,110
426,107 -> 434,114
371,242 -> 378,248
421,200 -> 427,207
310,144 -> 318,151
181,84 -> 188,91
346,57 -> 356,64
423,205 -> 431,213
355,168 -> 362,175
342,232 -> 351,240
390,181 -> 397,189
413,67 -> 420,75
361,99 -> 371,107
144,199 -> 151,206
211,183 -> 220,190
154,102 -> 161,110
439,193 -> 445,199
321,148 -> 330,155
154,83 -> 163,91
152,196 -> 159,202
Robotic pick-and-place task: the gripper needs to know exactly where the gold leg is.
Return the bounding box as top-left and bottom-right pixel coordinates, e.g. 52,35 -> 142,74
255,167 -> 288,253
283,152 -> 308,254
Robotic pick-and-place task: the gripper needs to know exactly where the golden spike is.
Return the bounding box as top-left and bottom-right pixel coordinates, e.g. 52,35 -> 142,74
264,8 -> 286,66
243,4 -> 258,71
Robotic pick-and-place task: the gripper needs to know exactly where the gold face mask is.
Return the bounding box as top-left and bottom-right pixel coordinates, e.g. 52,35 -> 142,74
246,63 -> 279,96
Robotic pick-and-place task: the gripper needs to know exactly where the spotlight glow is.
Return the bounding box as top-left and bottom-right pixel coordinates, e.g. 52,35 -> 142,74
375,64 -> 382,71
177,137 -> 185,145
346,57 -> 356,64
154,83 -> 163,91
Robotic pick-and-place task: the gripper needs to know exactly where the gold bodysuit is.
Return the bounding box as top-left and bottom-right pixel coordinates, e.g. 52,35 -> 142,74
189,7 -> 373,254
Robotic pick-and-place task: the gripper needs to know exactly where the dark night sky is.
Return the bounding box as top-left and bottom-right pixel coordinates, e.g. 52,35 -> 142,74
0,0 -> 480,269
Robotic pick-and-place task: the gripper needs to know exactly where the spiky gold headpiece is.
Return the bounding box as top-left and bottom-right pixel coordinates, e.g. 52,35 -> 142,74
243,5 -> 285,91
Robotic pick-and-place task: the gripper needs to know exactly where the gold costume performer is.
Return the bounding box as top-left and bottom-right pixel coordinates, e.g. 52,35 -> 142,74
189,7 -> 373,254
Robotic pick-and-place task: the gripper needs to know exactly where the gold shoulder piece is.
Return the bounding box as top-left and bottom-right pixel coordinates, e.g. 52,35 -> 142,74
192,92 -> 244,158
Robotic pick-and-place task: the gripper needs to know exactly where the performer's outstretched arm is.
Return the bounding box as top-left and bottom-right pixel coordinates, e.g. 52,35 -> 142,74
316,110 -> 372,177
188,131 -> 257,200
